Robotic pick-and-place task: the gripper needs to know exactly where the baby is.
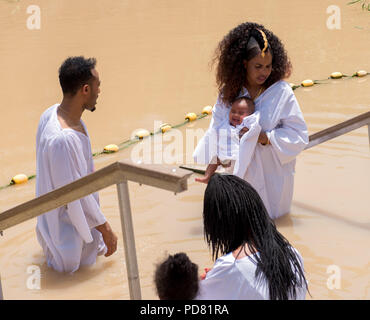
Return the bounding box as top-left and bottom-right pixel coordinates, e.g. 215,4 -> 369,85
195,96 -> 255,184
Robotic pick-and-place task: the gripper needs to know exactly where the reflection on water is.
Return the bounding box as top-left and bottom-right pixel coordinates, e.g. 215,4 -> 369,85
0,0 -> 369,299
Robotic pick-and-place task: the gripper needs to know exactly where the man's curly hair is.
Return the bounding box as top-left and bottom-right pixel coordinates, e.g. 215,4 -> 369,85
213,22 -> 292,105
154,252 -> 199,300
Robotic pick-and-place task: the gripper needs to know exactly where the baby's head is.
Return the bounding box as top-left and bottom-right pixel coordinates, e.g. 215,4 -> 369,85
229,96 -> 255,126
154,252 -> 199,300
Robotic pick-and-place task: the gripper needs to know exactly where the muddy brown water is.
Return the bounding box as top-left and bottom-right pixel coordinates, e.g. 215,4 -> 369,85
0,0 -> 369,299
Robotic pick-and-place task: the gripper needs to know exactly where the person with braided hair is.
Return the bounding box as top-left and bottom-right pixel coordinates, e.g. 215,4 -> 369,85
193,22 -> 308,219
196,174 -> 308,300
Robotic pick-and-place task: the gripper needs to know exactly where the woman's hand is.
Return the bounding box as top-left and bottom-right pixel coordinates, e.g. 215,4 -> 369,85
258,131 -> 269,145
239,127 -> 249,139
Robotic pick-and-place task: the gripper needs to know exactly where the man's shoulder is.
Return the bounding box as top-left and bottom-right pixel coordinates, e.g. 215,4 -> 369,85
39,104 -> 59,121
42,126 -> 80,153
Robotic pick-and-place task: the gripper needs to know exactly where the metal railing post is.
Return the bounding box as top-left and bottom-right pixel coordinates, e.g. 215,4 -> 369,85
116,180 -> 141,300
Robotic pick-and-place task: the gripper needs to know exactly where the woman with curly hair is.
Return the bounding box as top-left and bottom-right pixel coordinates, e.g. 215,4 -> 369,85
194,22 -> 308,219
196,174 -> 308,300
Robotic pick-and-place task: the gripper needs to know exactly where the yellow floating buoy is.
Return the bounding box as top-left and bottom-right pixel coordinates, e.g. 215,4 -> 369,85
185,112 -> 197,121
356,70 -> 367,77
301,79 -> 314,87
202,106 -> 213,115
160,123 -> 172,133
103,144 -> 119,153
135,129 -> 150,139
330,72 -> 343,79
11,174 -> 28,185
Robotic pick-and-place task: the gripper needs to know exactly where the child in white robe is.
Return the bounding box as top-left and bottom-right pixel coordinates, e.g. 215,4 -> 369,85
154,252 -> 199,300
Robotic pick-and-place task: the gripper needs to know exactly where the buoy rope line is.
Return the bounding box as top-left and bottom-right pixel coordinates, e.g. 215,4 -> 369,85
291,70 -> 368,90
0,111 -> 210,190
1,69 -> 368,190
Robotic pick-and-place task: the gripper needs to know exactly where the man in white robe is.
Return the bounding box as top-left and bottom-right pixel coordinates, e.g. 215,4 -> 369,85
36,56 -> 118,273
193,80 -> 309,219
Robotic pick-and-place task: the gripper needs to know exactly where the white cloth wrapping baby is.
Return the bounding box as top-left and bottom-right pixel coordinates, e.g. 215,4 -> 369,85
193,110 -> 261,179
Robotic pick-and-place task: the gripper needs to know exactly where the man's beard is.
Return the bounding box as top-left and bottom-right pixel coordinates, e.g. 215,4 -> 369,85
85,105 -> 96,112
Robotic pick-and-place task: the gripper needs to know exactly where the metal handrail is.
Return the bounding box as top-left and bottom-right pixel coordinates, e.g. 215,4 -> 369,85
0,159 -> 193,300
305,111 -> 370,150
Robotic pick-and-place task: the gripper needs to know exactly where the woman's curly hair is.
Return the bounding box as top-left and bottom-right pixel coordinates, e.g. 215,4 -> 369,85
213,22 -> 292,105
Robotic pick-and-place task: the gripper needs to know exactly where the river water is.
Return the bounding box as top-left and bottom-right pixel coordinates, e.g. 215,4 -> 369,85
0,0 -> 369,299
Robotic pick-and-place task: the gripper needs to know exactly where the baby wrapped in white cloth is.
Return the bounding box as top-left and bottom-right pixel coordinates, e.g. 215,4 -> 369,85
194,96 -> 262,183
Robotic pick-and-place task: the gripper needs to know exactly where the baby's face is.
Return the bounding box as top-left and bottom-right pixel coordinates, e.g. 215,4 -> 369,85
229,99 -> 254,126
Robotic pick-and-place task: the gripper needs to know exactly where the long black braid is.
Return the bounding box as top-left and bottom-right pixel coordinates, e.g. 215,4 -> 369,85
203,173 -> 308,300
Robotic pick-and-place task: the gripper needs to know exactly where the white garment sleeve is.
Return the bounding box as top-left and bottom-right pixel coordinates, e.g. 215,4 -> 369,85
48,133 -> 106,243
193,94 -> 230,164
269,90 -> 309,165
211,94 -> 230,128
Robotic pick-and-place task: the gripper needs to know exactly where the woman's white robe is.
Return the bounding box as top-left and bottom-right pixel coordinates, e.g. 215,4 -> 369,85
193,80 -> 309,219
35,104 -> 107,273
195,248 -> 307,300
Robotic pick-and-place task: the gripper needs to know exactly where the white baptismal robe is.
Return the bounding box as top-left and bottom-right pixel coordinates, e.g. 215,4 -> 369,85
193,80 -> 308,219
36,104 -> 107,273
195,248 -> 307,300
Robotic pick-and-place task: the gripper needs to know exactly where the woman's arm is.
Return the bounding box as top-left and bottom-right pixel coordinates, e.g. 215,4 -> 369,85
267,87 -> 309,164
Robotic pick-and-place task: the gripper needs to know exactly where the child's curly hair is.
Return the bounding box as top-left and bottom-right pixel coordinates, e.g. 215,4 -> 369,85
154,252 -> 199,300
213,22 -> 292,105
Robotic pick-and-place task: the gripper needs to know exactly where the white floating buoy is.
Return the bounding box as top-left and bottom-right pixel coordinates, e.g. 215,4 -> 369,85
135,129 -> 150,139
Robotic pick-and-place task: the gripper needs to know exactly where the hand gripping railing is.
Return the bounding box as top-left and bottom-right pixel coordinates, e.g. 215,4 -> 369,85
0,160 -> 193,300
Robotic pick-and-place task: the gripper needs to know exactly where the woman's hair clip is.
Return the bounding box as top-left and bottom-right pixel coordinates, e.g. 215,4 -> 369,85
246,29 -> 269,58
256,29 -> 269,58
